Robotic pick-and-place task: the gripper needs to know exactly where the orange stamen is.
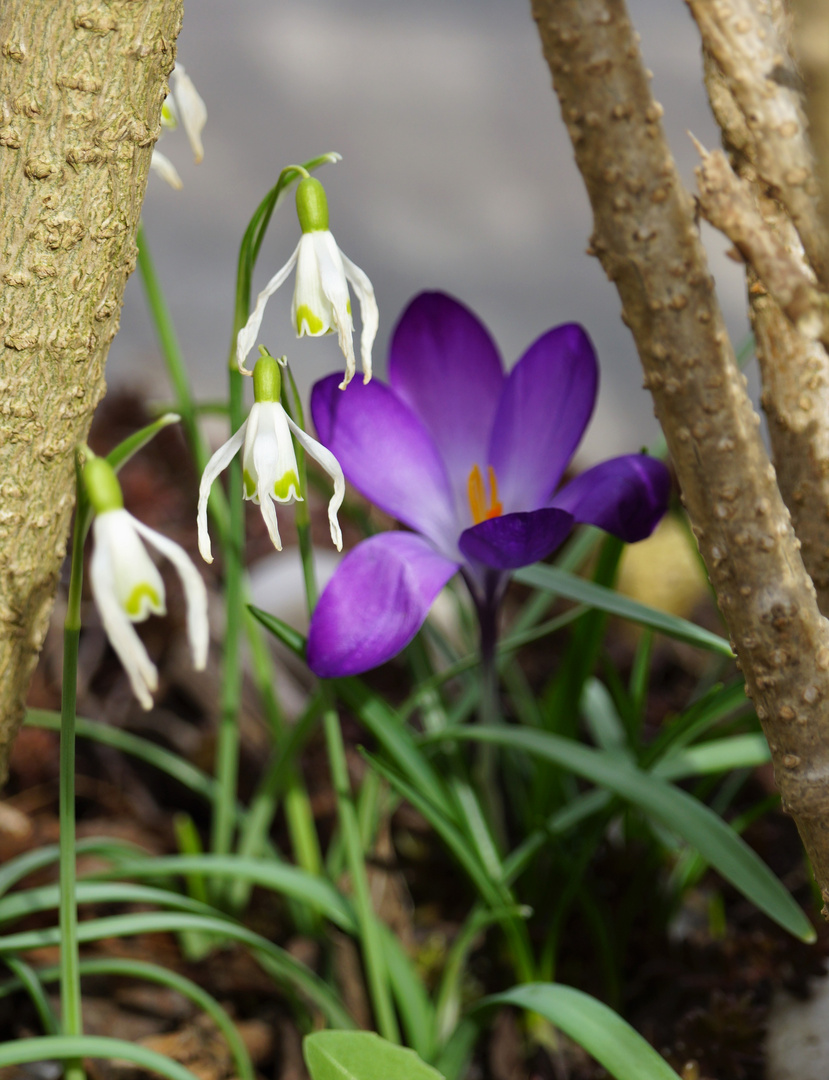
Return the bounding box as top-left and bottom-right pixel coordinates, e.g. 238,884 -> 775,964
467,464 -> 503,525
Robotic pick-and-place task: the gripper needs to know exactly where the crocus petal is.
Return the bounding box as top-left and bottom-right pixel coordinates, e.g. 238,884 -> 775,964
459,508 -> 575,570
150,149 -> 183,191
285,414 -> 345,551
197,419 -> 248,563
236,241 -> 301,372
550,454 -> 671,543
131,515 -> 210,671
311,374 -> 457,550
341,251 -> 378,384
314,232 -> 357,388
90,531 -> 158,710
170,64 -> 206,164
488,323 -> 598,513
307,532 -> 459,677
388,292 -> 504,504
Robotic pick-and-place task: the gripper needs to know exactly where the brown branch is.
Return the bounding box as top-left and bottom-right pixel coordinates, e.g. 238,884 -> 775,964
694,11 -> 829,615
695,144 -> 829,341
531,0 -> 829,913
687,0 -> 829,286
788,0 -> 829,241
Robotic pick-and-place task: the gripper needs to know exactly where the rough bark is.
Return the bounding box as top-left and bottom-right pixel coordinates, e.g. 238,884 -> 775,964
530,0 -> 829,912
690,1 -> 829,614
0,0 -> 183,779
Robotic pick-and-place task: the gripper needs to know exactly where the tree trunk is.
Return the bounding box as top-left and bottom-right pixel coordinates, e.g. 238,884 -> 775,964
0,0 -> 183,780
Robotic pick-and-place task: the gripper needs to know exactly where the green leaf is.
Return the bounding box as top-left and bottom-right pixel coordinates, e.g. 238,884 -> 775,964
514,564 -> 733,656
106,413 -> 181,472
249,604 -> 307,657
26,709 -> 216,800
0,912 -> 354,1028
304,1031 -> 446,1080
427,726 -> 814,942
0,1036 -> 201,1080
655,734 -> 770,780
484,984 -> 681,1080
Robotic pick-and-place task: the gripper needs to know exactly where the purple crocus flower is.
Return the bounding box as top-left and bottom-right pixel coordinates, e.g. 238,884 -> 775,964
306,292 -> 670,677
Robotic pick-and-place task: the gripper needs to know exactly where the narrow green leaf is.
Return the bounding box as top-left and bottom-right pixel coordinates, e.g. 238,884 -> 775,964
0,958 -> 254,1080
0,912 -> 354,1028
655,734 -> 771,780
514,564 -> 733,656
105,854 -> 356,932
106,413 -> 181,472
0,836 -> 146,899
26,709 -> 216,800
427,726 -> 814,942
484,984 -> 681,1080
249,604 -> 307,657
0,1036 -> 201,1080
304,1031 -> 446,1080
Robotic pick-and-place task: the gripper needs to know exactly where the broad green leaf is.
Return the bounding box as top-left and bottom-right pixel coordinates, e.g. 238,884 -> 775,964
304,1031 -> 446,1080
427,726 -> 814,942
514,564 -> 733,656
485,984 -> 681,1080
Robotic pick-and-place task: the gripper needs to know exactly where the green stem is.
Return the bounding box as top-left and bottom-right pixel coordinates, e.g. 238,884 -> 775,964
58,493 -> 86,1080
288,379 -> 398,1041
210,366 -> 245,870
321,705 -> 399,1043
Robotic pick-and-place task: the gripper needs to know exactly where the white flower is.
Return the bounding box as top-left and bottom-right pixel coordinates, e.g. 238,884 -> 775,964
151,63 -> 207,190
198,396 -> 345,564
90,509 -> 209,710
236,176 -> 378,390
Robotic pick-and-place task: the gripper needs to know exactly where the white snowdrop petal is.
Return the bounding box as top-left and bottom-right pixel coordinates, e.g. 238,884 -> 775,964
132,515 -> 209,671
314,232 -> 356,387
341,252 -> 378,385
90,520 -> 158,710
236,243 -> 300,372
197,420 -> 248,563
286,415 -> 344,551
150,149 -> 183,191
171,64 -> 206,164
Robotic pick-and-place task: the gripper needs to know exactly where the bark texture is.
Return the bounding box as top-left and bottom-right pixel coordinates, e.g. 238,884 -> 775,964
0,0 -> 183,779
531,0 -> 829,911
690,0 -> 829,614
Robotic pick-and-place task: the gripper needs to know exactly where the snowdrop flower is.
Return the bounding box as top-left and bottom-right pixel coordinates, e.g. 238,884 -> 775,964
151,63 -> 207,190
198,351 -> 345,562
236,175 -> 378,390
83,455 -> 209,710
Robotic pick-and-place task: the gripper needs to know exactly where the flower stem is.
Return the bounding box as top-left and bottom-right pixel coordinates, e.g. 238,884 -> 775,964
210,365 -> 245,870
289,379 -> 399,1042
58,491 -> 87,1080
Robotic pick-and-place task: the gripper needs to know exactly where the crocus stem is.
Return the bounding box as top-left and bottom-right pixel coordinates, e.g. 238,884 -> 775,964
472,574 -> 508,850
58,497 -> 87,1080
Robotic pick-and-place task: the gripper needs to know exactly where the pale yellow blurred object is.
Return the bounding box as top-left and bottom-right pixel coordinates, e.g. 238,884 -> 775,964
615,515 -> 708,620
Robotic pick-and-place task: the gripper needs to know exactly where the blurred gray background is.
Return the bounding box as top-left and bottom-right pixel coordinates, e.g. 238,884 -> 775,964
113,0 -> 751,464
